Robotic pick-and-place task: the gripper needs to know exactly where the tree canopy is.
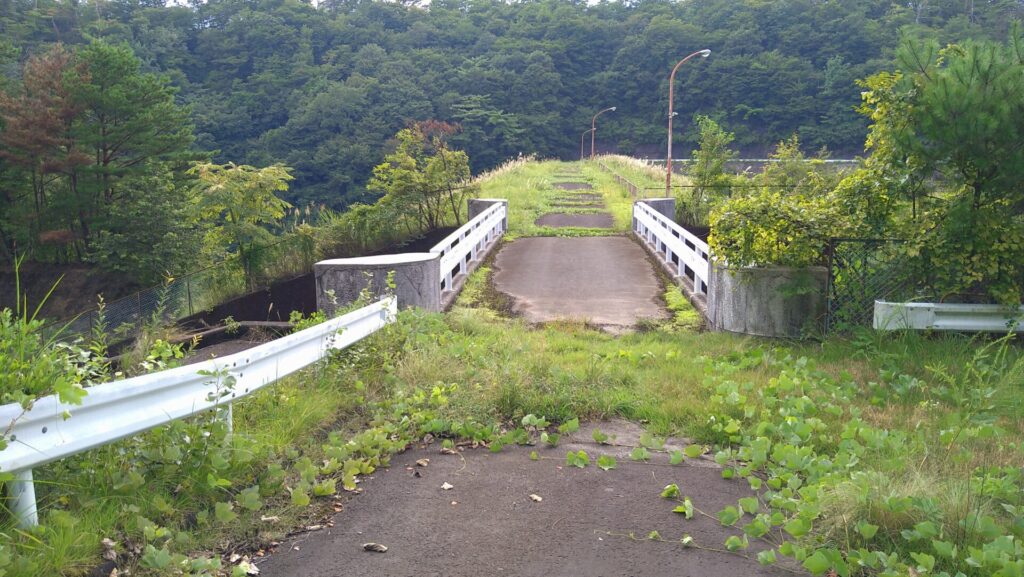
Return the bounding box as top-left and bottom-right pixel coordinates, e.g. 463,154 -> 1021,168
2,0 -> 1017,212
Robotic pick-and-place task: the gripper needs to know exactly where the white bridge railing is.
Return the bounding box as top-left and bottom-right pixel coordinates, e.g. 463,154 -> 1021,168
431,202 -> 506,293
633,201 -> 710,294
1,297 -> 397,527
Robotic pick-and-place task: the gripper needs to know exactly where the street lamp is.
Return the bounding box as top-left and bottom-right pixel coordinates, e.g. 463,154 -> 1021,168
590,106 -> 617,159
580,128 -> 594,161
666,49 -> 710,196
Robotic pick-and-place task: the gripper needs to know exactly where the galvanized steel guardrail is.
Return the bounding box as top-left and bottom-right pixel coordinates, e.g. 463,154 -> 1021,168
430,202 -> 506,292
1,297 -> 397,527
633,201 -> 711,294
874,301 -> 1023,332
597,161 -> 641,198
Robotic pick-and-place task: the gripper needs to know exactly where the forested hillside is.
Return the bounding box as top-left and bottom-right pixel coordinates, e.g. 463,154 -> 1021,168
3,0 -> 1018,211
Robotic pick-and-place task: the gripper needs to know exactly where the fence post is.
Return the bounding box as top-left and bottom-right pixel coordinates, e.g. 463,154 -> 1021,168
136,292 -> 143,330
186,276 -> 194,317
9,469 -> 38,528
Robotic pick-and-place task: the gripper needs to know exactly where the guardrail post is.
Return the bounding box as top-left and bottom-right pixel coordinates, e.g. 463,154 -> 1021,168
221,403 -> 233,436
10,469 -> 38,528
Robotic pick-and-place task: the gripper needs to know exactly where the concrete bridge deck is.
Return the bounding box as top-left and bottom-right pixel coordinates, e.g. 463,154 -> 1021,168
493,236 -> 668,330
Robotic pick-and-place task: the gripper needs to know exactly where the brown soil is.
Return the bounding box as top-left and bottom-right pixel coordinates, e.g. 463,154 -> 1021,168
182,339 -> 265,365
255,420 -> 793,577
535,213 -> 614,229
0,262 -> 140,321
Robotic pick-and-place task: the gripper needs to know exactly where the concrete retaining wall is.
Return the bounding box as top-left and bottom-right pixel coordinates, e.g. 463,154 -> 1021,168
707,264 -> 827,338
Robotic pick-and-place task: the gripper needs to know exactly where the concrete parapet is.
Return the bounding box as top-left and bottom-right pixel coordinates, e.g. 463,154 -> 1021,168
641,198 -> 676,223
469,198 -> 508,229
707,264 -> 827,338
315,253 -> 441,315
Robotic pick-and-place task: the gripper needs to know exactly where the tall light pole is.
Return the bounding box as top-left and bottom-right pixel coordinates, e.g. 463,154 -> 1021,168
580,128 -> 594,161
590,106 -> 616,159
666,49 -> 711,196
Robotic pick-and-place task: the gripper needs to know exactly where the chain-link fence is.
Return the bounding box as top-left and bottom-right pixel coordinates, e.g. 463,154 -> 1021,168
825,238 -> 928,333
50,232 -> 317,342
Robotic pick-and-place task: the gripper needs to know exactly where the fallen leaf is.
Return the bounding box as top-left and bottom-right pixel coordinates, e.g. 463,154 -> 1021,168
229,553 -> 242,563
440,447 -> 458,455
108,569 -> 119,577
529,494 -> 543,502
260,515 -> 280,523
101,538 -> 117,561
363,543 -> 388,553
441,482 -> 454,490
236,556 -> 260,575
416,459 -> 430,467
306,525 -> 323,531
450,501 -> 458,505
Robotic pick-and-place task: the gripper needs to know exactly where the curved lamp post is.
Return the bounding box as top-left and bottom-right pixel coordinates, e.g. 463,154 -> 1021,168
580,128 -> 594,161
666,49 -> 711,196
590,106 -> 617,159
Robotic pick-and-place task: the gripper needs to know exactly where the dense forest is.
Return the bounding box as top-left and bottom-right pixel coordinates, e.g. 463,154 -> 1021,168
0,0 -> 1020,285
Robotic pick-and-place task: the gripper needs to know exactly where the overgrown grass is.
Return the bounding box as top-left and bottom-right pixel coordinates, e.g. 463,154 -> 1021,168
598,154 -> 693,198
6,157 -> 1022,577
476,159 -> 633,237
1,310 -> 455,577
366,278 -> 1024,575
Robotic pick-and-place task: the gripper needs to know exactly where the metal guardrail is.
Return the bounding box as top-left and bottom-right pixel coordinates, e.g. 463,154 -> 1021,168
633,201 -> 711,294
874,301 -> 1023,332
2,297 -> 397,527
431,202 -> 506,292
598,162 -> 641,198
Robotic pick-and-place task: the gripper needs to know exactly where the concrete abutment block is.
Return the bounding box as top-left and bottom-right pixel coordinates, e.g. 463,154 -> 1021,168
315,253 -> 442,315
707,264 -> 827,338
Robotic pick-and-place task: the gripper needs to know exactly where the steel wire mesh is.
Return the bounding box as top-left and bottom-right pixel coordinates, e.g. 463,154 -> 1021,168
825,238 -> 926,333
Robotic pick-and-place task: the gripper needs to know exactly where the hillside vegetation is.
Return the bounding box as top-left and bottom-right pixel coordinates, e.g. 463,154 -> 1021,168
1,158 -> 1019,577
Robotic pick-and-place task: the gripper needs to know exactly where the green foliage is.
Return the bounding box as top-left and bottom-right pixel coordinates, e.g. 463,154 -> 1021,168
289,310 -> 327,333
368,122 -> 475,232
0,40 -> 196,274
710,137 -> 847,267
193,162 -> 293,286
629,446 -> 651,462
2,0 -> 1013,232
90,166 -> 203,285
698,344 -> 1024,577
660,483 -> 680,499
835,29 -> 1024,304
565,450 -> 590,468
681,116 -> 736,228
0,298 -> 84,413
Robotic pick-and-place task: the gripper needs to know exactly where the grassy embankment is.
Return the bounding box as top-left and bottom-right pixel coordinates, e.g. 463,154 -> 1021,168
5,158 -> 1021,576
